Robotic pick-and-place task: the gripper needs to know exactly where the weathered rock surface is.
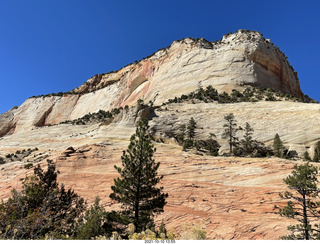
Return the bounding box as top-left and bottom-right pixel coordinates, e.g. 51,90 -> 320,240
0,138 -> 298,240
149,101 -> 320,157
0,30 -> 316,240
0,101 -> 313,239
0,30 -> 303,137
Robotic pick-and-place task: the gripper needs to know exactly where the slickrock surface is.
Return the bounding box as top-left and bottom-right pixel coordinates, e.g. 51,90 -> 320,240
0,30 -> 303,136
0,29 -> 315,239
0,120 -> 299,240
150,101 -> 320,157
1,99 -> 319,158
0,140 -> 297,240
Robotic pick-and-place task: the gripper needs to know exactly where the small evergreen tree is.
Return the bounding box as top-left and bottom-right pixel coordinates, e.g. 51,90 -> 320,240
242,122 -> 254,155
222,113 -> 239,154
0,160 -> 85,239
207,133 -> 220,156
76,197 -> 108,239
186,117 -> 197,141
313,141 -> 320,162
177,124 -> 186,144
110,118 -> 168,233
273,133 -> 285,157
304,151 -> 311,161
278,163 -> 320,240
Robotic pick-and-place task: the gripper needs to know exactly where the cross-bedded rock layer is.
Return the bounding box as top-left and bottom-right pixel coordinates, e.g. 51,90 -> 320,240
0,30 -> 303,137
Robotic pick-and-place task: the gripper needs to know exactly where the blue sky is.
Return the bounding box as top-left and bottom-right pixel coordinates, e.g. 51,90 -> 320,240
0,0 -> 319,114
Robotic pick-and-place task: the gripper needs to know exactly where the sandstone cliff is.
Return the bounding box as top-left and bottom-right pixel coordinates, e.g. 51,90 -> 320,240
0,30 -> 303,137
0,29 -> 318,239
0,123 -> 301,239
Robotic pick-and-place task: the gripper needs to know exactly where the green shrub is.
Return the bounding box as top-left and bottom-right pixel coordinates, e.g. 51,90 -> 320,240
179,222 -> 206,240
0,160 -> 86,239
76,197 -> 109,239
24,163 -> 33,169
182,139 -> 194,151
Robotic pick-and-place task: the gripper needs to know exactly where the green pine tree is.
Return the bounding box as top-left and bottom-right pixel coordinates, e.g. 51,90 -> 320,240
313,141 -> 320,162
222,113 -> 239,154
187,117 -> 197,141
0,160 -> 85,239
177,124 -> 186,144
110,118 -> 168,233
278,163 -> 320,240
304,151 -> 311,161
242,122 -> 254,155
273,133 -> 285,157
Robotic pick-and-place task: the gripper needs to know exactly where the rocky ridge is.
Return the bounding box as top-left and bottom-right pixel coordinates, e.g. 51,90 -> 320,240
0,30 -> 304,137
0,30 -> 319,239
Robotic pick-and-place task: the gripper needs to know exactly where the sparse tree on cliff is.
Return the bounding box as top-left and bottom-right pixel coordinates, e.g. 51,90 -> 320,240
278,162 -> 320,240
242,122 -> 254,154
273,133 -> 285,157
187,117 -> 197,141
313,141 -> 320,162
222,113 -> 239,154
177,124 -> 186,144
304,151 -> 311,161
110,118 -> 168,233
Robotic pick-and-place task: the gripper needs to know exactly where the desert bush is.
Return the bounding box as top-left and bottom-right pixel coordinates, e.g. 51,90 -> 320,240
128,222 -> 175,240
75,197 -> 126,240
178,222 -> 206,240
24,163 -> 33,169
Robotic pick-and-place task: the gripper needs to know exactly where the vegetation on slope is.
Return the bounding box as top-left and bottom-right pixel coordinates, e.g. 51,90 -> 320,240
60,107 -> 123,126
0,119 -> 176,240
162,85 -> 318,105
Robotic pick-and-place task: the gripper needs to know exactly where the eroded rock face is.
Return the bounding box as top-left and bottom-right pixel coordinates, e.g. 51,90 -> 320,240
0,100 -> 317,239
0,30 -> 314,240
0,30 -> 303,136
0,141 -> 297,240
149,101 -> 320,157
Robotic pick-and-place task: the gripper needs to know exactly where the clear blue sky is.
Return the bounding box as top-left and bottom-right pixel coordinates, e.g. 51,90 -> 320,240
0,0 -> 319,114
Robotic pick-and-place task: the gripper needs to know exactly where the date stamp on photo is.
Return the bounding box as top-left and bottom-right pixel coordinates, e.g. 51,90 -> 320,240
145,240 -> 176,244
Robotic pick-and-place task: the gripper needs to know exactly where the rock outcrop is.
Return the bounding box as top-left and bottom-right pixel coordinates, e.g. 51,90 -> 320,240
0,30 -> 303,137
0,30 -> 317,240
149,101 -> 320,157
0,136 -> 299,240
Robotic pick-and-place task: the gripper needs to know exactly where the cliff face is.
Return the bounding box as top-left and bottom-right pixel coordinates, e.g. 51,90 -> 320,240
0,30 -> 303,136
0,30 -> 316,240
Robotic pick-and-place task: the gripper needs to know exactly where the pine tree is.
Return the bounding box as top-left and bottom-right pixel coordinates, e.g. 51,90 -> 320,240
273,133 -> 285,157
242,122 -> 254,155
76,197 -> 107,239
278,163 -> 320,240
304,151 -> 311,161
177,124 -> 186,144
313,141 -> 320,162
110,118 -> 168,232
0,160 -> 85,239
186,117 -> 197,141
222,113 -> 239,154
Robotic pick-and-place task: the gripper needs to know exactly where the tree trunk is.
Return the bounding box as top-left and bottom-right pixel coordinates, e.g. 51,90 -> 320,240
229,123 -> 232,154
302,192 -> 309,240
